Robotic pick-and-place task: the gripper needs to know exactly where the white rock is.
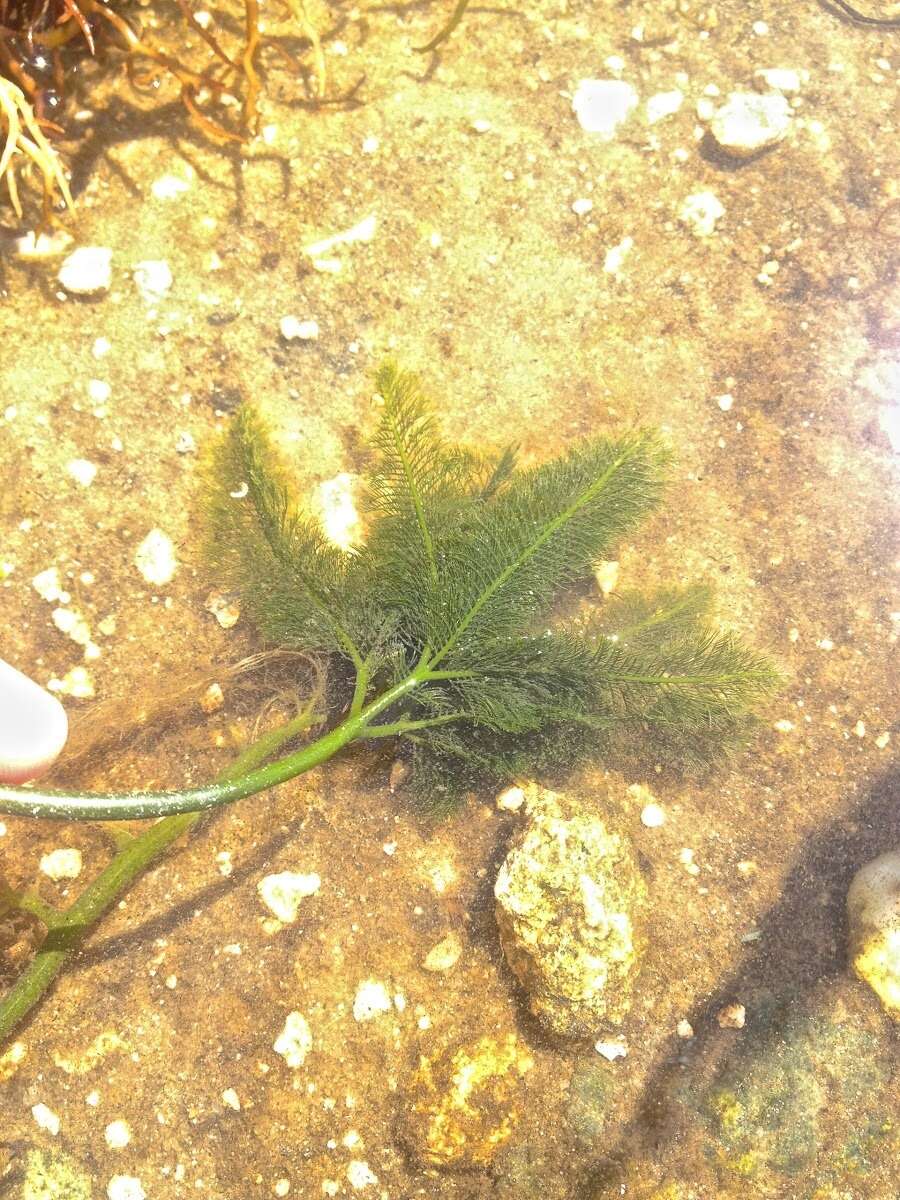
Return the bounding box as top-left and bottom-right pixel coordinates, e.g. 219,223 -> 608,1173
594,1036 -> 628,1060
645,89 -> 683,123
58,246 -> 112,296
353,980 -> 392,1021
847,850 -> 900,1021
572,197 -> 593,216
280,316 -> 319,341
257,871 -> 321,922
40,848 -> 83,880
132,260 -> 173,304
346,1161 -> 378,1190
104,1119 -> 131,1149
106,1176 -> 145,1200
707,91 -> 791,158
67,459 -> 98,488
31,1103 -> 61,1134
678,191 -> 726,238
273,1011 -> 313,1068
640,803 -> 666,828
134,529 -> 177,586
47,666 -> 95,699
32,566 -> 66,603
754,67 -> 806,95
593,560 -> 620,596
496,785 -> 526,812
221,1088 -> 241,1110
717,1002 -> 746,1029
572,79 -> 639,139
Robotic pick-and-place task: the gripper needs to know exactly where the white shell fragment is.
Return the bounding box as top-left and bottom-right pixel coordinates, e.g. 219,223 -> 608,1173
257,871 -> 321,923
572,79 -> 639,139
274,1011 -> 313,1068
134,529 -> 177,586
707,91 -> 791,159
58,246 -> 112,296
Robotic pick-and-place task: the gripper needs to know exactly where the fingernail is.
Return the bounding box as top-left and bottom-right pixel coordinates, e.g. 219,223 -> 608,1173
0,658 -> 69,784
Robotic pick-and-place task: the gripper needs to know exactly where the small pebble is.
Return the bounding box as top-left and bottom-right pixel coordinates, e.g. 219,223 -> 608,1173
754,67 -> 806,95
572,79 -> 639,139
707,91 -> 791,158
200,683 -> 225,714
104,1119 -> 131,1149
640,803 -> 666,828
572,197 -> 594,216
280,316 -> 319,341
134,529 -> 177,586
58,246 -> 112,296
40,848 -> 83,880
496,785 -> 526,812
221,1088 -> 241,1111
346,1161 -> 378,1191
273,1011 -> 313,1068
676,1019 -> 694,1038
353,980 -> 392,1021
106,1176 -> 146,1200
645,89 -> 683,123
594,560 -> 620,596
132,260 -> 173,304
594,1037 -> 628,1060
717,1003 -> 746,1029
204,590 -> 241,629
67,459 -> 98,488
257,871 -> 321,923
679,191 -> 725,238
31,1103 -> 61,1135
423,932 -> 463,973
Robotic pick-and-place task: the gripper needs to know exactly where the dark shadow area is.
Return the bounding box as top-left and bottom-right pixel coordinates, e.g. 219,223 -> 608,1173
580,761 -> 900,1195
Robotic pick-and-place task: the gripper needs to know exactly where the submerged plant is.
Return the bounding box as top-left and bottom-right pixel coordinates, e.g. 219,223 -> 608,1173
0,364 -> 779,1039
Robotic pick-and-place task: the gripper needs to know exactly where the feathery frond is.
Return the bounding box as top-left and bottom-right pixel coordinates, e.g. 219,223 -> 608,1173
201,365 -> 778,804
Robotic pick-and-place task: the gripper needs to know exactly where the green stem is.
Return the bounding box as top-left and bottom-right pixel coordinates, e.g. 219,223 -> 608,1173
361,712 -> 465,738
0,702 -> 319,1044
0,673 -> 421,822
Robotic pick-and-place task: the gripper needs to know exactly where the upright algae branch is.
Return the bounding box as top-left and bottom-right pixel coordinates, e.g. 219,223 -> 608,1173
0,364 -> 780,1041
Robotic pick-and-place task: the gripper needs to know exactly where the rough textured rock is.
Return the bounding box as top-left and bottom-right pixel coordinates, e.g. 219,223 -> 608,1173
847,849 -> 900,1020
494,786 -> 646,1038
403,1033 -> 534,1169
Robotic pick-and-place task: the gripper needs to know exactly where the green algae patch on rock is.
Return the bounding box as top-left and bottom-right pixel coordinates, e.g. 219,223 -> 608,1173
847,849 -> 900,1021
402,1033 -> 534,1169
10,1148 -> 94,1200
695,1002 -> 895,1191
494,786 -> 647,1038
